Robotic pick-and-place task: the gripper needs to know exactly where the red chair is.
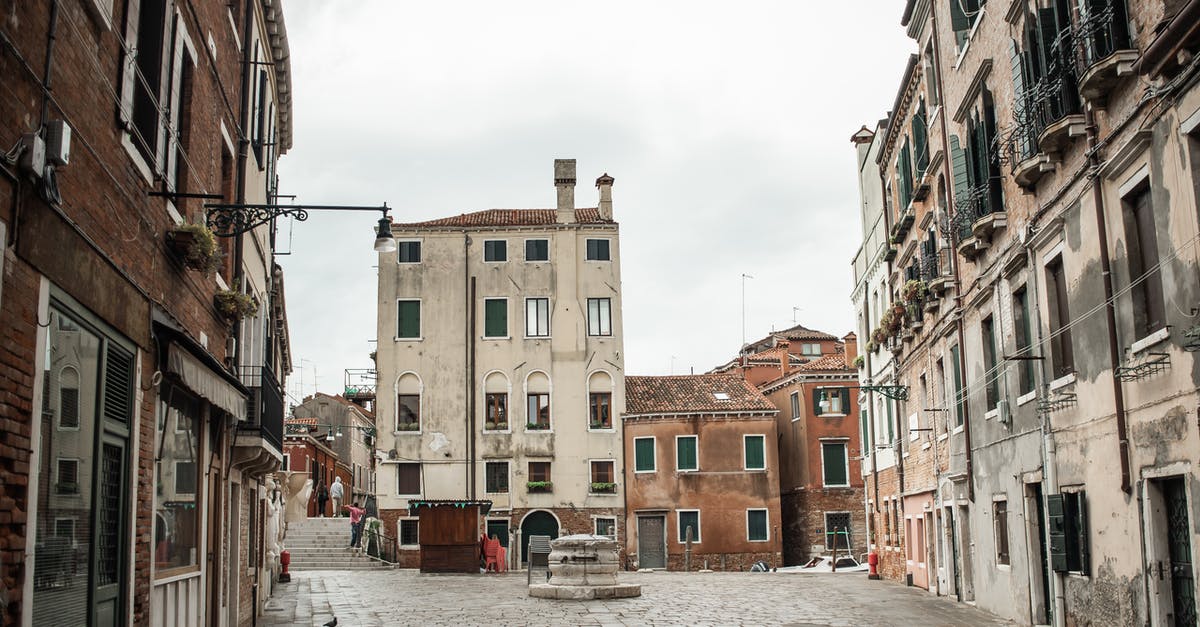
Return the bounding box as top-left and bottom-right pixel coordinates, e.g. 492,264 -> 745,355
484,537 -> 502,572
496,545 -> 508,572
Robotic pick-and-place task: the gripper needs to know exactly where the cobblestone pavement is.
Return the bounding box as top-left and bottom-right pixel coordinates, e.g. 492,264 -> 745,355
261,569 -> 1013,626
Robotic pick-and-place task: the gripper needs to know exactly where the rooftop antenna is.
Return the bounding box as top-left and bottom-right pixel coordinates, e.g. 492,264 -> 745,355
793,307 -> 802,324
741,273 -> 754,343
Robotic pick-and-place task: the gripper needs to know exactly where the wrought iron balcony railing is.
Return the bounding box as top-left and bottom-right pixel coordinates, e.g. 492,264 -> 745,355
240,365 -> 284,452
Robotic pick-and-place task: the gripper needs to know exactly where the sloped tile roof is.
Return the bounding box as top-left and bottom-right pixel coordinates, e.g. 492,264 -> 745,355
395,208 -> 611,228
625,374 -> 777,415
285,416 -> 318,425
773,324 -> 838,341
796,353 -> 853,373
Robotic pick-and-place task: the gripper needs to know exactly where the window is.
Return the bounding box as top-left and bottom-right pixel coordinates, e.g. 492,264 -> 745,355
589,392 -> 611,429
950,0 -> 985,49
743,435 -> 766,470
981,315 -> 998,410
528,461 -> 551,491
58,368 -> 80,429
675,435 -> 698,471
526,393 -> 550,430
994,500 -> 1010,565
525,298 -> 550,337
1045,256 -> 1075,378
54,518 -> 75,545
677,510 -> 701,543
590,460 -> 616,493
486,519 -> 509,547
282,453 -> 290,471
1048,491 -> 1089,573
399,519 -> 419,547
950,344 -> 966,426
634,437 -> 656,472
123,0 -> 168,164
484,393 -> 508,430
56,458 -> 79,494
484,298 -> 508,338
397,299 -> 421,339
397,240 -> 421,263
587,298 -> 612,336
801,343 -> 821,356
747,509 -> 769,542
815,388 -> 850,415
174,461 -> 196,494
397,463 -> 421,496
789,391 -> 800,420
825,512 -> 852,550
586,238 -> 610,261
485,461 -> 509,494
525,239 -> 549,262
1123,183 -> 1166,337
157,383 -> 200,573
483,240 -> 507,262
397,394 -> 420,431
594,517 -> 617,539
1012,287 -> 1035,395
821,441 -> 849,487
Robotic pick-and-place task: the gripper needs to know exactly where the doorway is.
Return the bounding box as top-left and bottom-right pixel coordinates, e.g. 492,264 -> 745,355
520,510 -> 558,564
1147,476 -> 1197,626
637,515 -> 666,569
1025,482 -> 1051,625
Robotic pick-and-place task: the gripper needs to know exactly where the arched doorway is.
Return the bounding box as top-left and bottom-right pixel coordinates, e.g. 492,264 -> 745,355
520,510 -> 559,563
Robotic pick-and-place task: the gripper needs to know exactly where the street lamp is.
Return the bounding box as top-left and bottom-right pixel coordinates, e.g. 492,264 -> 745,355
202,202 -> 396,252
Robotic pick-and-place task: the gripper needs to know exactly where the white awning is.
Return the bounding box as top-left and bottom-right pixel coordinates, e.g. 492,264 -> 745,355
167,342 -> 247,420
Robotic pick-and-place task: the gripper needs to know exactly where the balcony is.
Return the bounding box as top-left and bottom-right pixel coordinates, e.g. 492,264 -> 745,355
892,207 -> 916,241
344,368 -> 378,404
234,365 -> 285,472
1013,153 -> 1055,188
1075,0 -> 1138,102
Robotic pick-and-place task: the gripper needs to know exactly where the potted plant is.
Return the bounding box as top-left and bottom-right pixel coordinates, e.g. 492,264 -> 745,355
496,421 -> 508,430
866,340 -> 878,353
484,421 -> 497,430
902,279 -> 926,304
397,422 -> 419,431
590,481 -> 617,493
167,221 -> 221,274
526,422 -> 548,431
871,327 -> 888,346
853,355 -> 865,369
214,290 -> 258,321
526,480 -> 552,492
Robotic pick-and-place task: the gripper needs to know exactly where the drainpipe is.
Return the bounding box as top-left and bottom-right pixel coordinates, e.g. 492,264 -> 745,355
230,0 -> 255,370
1083,105 -> 1132,494
465,233 -> 476,500
863,292 -> 880,548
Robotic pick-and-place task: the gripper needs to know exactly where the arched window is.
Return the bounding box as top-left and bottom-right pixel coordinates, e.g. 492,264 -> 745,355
587,371 -> 613,430
58,366 -> 80,430
525,371 -> 551,431
483,372 -> 510,431
396,373 -> 421,432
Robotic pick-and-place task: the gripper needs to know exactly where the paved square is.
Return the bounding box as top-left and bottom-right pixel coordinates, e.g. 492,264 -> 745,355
261,569 -> 1012,626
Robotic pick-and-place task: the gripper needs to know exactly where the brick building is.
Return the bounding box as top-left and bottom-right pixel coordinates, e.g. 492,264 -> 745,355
623,374 -> 782,571
0,0 -> 294,625
282,422 -> 343,518
853,0 -> 1200,624
291,393 -> 377,503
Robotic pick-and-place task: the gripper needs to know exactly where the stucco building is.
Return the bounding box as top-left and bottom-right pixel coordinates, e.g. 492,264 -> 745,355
853,1 -> 1200,625
373,159 -> 626,568
623,374 -> 782,571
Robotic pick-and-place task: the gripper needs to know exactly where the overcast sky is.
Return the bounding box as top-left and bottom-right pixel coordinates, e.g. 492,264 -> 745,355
276,1 -> 915,402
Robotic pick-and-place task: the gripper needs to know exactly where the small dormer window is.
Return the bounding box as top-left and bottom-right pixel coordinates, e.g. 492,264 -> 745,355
713,392 -> 730,401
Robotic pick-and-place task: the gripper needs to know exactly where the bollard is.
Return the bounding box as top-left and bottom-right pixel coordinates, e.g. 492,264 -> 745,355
867,551 -> 881,580
278,550 -> 291,583
684,525 -> 693,571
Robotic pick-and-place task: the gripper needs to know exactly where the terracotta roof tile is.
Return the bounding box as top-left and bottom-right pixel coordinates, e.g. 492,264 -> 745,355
625,374 -> 777,415
395,208 -> 611,228
796,353 -> 853,373
286,416 -> 318,425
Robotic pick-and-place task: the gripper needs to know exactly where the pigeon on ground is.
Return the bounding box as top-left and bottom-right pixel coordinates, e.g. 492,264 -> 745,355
322,618 -> 337,627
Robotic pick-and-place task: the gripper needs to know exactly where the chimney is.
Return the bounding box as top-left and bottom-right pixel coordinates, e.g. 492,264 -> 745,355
554,159 -> 576,224
843,332 -> 858,369
776,340 -> 790,374
596,173 -> 614,221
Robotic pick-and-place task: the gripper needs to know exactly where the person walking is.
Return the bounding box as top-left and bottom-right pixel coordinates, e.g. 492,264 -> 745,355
344,501 -> 366,549
315,479 -> 328,518
330,476 -> 345,516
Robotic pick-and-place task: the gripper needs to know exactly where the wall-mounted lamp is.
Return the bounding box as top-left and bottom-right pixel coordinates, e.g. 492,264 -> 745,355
202,202 -> 397,253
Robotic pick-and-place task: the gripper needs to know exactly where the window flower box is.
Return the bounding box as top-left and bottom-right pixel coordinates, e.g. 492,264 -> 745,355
526,481 -> 552,493
526,422 -> 549,431
167,222 -> 221,274
214,290 -> 258,321
589,482 -> 617,494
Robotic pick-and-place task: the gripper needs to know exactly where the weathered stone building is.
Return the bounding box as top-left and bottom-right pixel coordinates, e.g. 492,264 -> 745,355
291,393 -> 377,503
853,0 -> 1200,624
372,159 -> 626,568
622,374 -> 781,571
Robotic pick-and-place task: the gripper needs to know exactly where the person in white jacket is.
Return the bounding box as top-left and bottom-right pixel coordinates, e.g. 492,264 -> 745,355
330,476 -> 345,517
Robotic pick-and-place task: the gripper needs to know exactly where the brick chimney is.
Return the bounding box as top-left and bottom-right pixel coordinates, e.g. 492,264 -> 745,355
555,159 -> 576,224
843,332 -> 858,369
596,173 -> 614,221
776,340 -> 790,374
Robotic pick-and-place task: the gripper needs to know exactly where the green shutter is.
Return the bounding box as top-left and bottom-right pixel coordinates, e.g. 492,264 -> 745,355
635,438 -> 655,472
398,301 -> 420,338
813,389 -> 823,416
860,409 -> 871,450
840,388 -> 851,414
1072,492 -> 1090,574
822,442 -> 847,486
1047,494 -> 1068,572
744,436 -> 765,469
899,140 -> 913,208
484,299 -> 507,337
1009,39 -> 1029,161
950,0 -> 970,31
677,437 -> 697,470
748,510 -> 768,541
950,135 -> 970,211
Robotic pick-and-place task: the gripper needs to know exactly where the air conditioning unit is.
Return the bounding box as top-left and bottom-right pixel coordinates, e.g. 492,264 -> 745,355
997,398 -> 1011,425
45,120 -> 71,166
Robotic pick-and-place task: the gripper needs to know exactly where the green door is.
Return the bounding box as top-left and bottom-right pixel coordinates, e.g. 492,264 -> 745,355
520,511 -> 558,563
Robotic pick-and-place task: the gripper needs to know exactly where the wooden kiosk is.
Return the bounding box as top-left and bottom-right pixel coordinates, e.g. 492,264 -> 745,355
408,499 -> 493,573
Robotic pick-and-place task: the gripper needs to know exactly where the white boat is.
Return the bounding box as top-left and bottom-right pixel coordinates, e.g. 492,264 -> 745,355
776,555 -> 869,573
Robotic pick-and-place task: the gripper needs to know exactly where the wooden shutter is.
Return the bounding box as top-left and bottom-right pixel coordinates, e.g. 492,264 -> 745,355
398,301 -> 420,338
485,299 -> 507,337
1074,492 -> 1089,573
1047,493 -> 1068,572
950,135 -> 970,212
813,389 -> 823,416
102,346 -> 135,425
840,389 -> 851,413
822,442 -> 847,485
950,0 -> 970,31
745,436 -> 765,469
635,438 -> 655,471
677,437 -> 696,470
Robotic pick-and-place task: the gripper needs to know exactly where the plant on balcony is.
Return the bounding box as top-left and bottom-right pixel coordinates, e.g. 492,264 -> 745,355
526,480 -> 552,492
396,421 -> 419,431
167,221 -> 221,274
590,482 -> 617,493
880,309 -> 902,336
902,279 -> 927,304
526,422 -> 549,431
214,290 -> 258,321
871,327 -> 888,346
853,355 -> 865,369
865,339 -> 879,353
496,421 -> 508,430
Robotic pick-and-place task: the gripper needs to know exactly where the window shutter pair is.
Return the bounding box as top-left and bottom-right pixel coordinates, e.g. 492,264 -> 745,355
950,135 -> 971,215
1047,492 -> 1089,573
950,0 -> 970,32
484,300 -> 507,337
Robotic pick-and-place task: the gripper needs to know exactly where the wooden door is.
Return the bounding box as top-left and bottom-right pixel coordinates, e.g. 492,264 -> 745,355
638,516 -> 666,569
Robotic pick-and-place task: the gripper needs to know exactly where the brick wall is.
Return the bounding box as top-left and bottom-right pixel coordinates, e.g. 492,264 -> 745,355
782,488 -> 867,565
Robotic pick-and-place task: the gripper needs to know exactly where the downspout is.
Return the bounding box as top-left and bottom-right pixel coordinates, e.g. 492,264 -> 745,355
1083,106 -> 1132,493
231,0 -> 255,368
39,0 -> 59,129
464,233 -> 475,499
863,292 -> 880,549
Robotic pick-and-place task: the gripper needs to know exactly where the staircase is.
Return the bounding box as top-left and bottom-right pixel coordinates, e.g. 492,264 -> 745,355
284,517 -> 392,571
